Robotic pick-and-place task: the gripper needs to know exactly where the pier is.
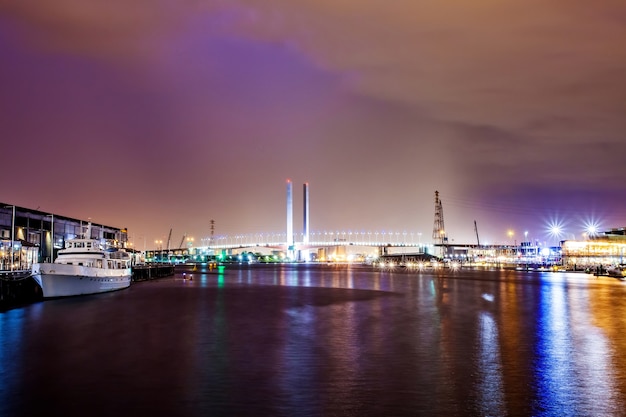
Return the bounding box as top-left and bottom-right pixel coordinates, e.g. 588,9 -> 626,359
132,264 -> 175,281
0,271 -> 41,310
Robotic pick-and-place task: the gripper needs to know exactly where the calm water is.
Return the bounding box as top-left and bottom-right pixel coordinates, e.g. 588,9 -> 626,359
2,264 -> 626,417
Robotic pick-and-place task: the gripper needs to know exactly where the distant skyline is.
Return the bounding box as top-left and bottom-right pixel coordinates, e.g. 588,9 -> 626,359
0,183 -> 616,249
2,1 -> 625,246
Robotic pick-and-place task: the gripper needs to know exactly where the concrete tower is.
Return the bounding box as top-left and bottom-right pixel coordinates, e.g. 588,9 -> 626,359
303,182 -> 310,244
286,179 -> 293,250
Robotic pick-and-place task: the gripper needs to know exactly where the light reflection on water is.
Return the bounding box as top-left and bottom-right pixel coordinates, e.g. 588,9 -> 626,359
531,279 -> 624,416
534,283 -> 577,415
0,309 -> 24,417
2,265 -> 626,416
477,311 -> 506,416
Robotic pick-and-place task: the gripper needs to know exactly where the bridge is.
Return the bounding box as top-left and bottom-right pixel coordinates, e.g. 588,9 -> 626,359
146,230 -> 432,263
146,182 -> 437,261
202,230 -> 426,250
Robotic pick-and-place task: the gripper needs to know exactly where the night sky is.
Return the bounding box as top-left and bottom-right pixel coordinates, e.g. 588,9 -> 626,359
2,1 -> 625,247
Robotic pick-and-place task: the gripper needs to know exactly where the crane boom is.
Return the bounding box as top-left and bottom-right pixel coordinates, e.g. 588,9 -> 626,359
166,228 -> 172,251
179,233 -> 187,249
474,220 -> 480,246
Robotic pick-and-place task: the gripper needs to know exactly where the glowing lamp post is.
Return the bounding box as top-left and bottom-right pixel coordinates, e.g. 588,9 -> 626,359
585,225 -> 598,238
549,226 -> 561,246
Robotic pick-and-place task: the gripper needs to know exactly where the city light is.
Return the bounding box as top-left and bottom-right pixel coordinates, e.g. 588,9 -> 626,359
507,230 -> 514,244
549,226 -> 561,237
582,218 -> 602,237
545,217 -> 566,244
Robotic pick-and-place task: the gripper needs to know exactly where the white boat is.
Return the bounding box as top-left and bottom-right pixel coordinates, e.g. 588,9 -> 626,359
31,225 -> 132,298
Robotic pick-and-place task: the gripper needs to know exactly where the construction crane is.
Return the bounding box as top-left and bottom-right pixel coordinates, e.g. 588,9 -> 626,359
474,220 -> 481,247
166,228 -> 172,252
178,233 -> 187,249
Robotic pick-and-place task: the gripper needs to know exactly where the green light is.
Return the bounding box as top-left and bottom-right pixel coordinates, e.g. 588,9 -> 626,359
217,265 -> 225,287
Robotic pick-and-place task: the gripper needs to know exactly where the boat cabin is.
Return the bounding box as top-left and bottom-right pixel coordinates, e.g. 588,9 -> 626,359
65,239 -> 102,250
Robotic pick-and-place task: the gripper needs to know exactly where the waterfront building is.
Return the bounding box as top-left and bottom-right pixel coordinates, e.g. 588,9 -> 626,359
562,227 -> 626,268
0,203 -> 128,271
432,241 -> 558,267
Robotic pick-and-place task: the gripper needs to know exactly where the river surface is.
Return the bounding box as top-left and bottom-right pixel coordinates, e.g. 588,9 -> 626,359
2,264 -> 626,417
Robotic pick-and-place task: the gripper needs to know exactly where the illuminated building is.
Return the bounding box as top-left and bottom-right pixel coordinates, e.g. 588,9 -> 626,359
562,228 -> 626,268
1,203 -> 128,271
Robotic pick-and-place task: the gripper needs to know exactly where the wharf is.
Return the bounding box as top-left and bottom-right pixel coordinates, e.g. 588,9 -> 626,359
0,271 -> 41,310
132,264 -> 175,281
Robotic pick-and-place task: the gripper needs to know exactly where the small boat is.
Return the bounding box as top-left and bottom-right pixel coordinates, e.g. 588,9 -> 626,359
606,265 -> 626,279
31,224 -> 132,298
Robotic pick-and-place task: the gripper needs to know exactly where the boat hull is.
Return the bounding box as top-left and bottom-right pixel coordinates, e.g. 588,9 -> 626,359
32,263 -> 131,298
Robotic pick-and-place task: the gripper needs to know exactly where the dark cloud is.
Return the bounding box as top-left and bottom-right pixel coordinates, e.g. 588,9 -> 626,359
1,1 -> 625,244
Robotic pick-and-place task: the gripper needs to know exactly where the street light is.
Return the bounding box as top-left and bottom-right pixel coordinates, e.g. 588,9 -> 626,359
507,230 -> 514,245
549,225 -> 562,245
585,224 -> 598,237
